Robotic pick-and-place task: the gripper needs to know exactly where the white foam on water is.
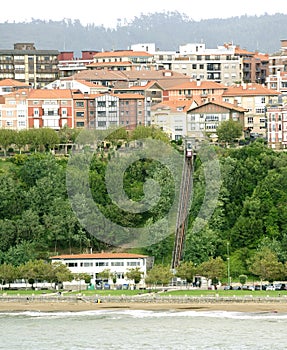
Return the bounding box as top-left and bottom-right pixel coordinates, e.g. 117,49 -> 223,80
1,308 -> 287,320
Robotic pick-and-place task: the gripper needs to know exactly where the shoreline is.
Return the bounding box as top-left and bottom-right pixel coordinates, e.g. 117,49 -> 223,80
1,296 -> 287,313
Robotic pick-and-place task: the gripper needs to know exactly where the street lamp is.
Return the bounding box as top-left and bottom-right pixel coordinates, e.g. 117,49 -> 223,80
227,242 -> 230,287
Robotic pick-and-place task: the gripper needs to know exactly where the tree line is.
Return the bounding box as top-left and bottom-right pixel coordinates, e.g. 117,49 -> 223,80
0,13 -> 286,54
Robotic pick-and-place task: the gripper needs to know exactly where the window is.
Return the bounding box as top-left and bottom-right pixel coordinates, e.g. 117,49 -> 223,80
98,121 -> 106,127
6,121 -> 13,127
95,262 -> 109,266
97,101 -> 106,107
76,101 -> 84,107
18,121 -> 26,127
127,261 -> 140,266
205,115 -> 219,122
66,262 -> 78,267
80,262 -> 93,267
255,108 -> 265,114
111,261 -> 124,266
199,64 -> 204,69
247,117 -> 253,124
76,111 -> 84,117
76,122 -> 84,127
192,64 -> 196,69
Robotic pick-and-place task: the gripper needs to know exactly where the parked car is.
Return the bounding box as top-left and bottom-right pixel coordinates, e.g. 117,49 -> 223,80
266,284 -> 275,291
274,283 -> 287,290
254,284 -> 267,290
223,285 -> 233,290
232,286 -> 241,290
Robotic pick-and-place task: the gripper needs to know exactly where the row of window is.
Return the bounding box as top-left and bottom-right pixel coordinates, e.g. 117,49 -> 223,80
66,261 -> 141,267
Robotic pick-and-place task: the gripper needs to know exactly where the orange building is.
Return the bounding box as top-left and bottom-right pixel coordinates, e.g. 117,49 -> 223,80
27,89 -> 74,129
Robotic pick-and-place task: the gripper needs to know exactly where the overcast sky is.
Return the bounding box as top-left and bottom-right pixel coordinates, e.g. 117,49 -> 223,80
1,0 -> 287,27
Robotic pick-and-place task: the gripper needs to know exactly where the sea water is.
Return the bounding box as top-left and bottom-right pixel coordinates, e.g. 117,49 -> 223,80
1,309 -> 286,350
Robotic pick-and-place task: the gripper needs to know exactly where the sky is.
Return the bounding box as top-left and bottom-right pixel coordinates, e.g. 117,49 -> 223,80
1,0 -> 287,27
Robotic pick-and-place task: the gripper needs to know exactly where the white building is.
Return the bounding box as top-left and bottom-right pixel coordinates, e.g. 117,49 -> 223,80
50,252 -> 149,288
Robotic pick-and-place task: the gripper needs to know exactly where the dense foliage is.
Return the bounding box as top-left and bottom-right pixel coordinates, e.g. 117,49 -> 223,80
1,129 -> 287,282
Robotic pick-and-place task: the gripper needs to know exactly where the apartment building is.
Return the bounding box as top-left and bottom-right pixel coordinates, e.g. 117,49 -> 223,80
266,40 -> 287,101
133,42 -> 268,85
266,102 -> 287,149
58,51 -> 98,78
50,252 -> 148,288
86,50 -> 155,71
151,100 -> 196,140
163,80 -> 227,103
0,43 -> 59,88
222,83 -> 280,137
113,80 -> 163,106
0,89 -> 29,130
27,89 -> 74,129
187,100 -> 246,139
72,91 -> 147,130
268,39 -> 287,76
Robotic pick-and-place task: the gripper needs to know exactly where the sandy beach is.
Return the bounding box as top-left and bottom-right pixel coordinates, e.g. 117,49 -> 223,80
1,298 -> 287,313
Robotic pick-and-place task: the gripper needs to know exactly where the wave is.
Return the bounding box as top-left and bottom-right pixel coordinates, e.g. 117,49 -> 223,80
1,309 -> 287,320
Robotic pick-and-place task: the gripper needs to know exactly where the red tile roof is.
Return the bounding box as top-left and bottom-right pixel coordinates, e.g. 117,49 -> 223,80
223,83 -> 280,96
152,99 -> 194,112
28,89 -> 74,99
50,253 -> 148,259
167,80 -> 227,90
189,100 -> 247,112
116,93 -> 145,99
0,78 -> 30,87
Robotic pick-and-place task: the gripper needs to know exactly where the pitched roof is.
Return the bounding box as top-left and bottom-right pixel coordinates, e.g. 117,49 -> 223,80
113,81 -> 164,91
189,100 -> 247,112
166,80 -> 227,90
50,253 -> 148,259
116,93 -> 145,99
28,89 -> 74,99
67,70 -> 129,81
152,99 -> 194,112
234,47 -> 254,56
223,83 -> 280,96
0,78 -> 30,87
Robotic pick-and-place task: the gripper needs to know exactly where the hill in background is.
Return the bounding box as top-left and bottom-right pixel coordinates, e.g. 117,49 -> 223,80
0,12 -> 286,56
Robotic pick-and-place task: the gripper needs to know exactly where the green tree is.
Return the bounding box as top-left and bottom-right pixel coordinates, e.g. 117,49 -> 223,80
126,267 -> 143,288
175,261 -> 196,284
239,274 -> 248,286
50,262 -> 74,287
145,264 -> 173,286
216,119 -> 243,146
0,129 -> 16,156
14,130 -> 30,154
248,247 -> 285,283
0,263 -> 17,287
196,257 -> 226,286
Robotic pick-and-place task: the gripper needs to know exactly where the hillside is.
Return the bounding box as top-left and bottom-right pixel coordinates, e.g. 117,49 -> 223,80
0,12 -> 286,56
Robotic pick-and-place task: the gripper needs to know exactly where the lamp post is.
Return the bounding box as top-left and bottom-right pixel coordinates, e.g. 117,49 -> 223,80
227,242 -> 230,287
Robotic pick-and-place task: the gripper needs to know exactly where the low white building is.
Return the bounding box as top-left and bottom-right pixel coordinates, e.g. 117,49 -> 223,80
50,252 -> 148,289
